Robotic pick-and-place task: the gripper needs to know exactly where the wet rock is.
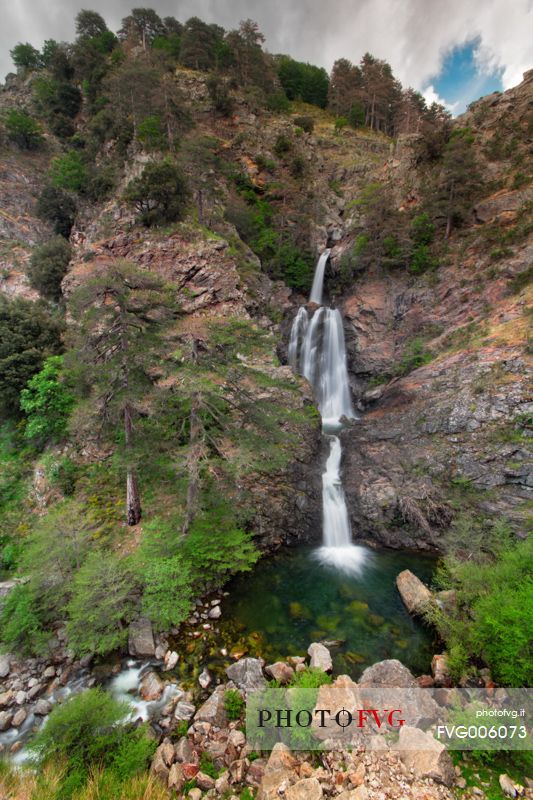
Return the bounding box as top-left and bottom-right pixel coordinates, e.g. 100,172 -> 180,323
265,662 -> 295,684
226,658 -> 267,691
27,683 -> 43,700
194,685 -> 227,727
164,650 -> 179,671
34,698 -> 52,715
285,777 -> 323,800
396,569 -> 433,615
208,605 -> 221,619
394,725 -> 454,786
0,711 -> 13,731
198,668 -> 212,689
154,643 -> 168,661
128,617 -> 155,658
307,643 -> 332,672
359,659 -> 417,688
12,708 -> 26,727
139,670 -> 164,701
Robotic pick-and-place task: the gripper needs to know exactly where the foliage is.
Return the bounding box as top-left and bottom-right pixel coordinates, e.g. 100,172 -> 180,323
293,115 -> 314,133
29,687 -> 155,790
20,356 -> 74,444
288,668 -> 332,689
66,551 -> 137,656
50,151 -> 89,193
37,185 -> 77,237
28,236 -> 72,300
139,550 -> 194,631
428,535 -> 533,685
395,338 -> 433,376
276,56 -> 329,108
410,212 -> 435,246
224,689 -> 245,720
124,158 -> 190,226
75,10 -> 108,40
273,134 -> 292,157
0,296 -> 64,415
33,77 -> 82,120
0,582 -> 48,654
10,42 -> 40,69
267,91 -> 290,113
4,109 -> 43,149
206,73 -> 234,116
136,114 -> 166,150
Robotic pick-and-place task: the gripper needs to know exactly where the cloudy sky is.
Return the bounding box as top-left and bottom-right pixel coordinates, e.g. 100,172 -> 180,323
2,0 -> 532,113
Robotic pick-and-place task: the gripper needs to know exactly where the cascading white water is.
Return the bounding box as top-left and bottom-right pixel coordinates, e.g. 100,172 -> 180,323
289,251 -> 367,574
309,248 -> 331,304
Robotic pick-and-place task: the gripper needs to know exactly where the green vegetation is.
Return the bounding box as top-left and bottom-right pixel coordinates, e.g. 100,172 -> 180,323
4,109 -> 43,149
28,236 -> 72,300
427,529 -> 533,685
20,356 -> 74,444
28,688 -> 156,796
37,185 -> 77,238
224,688 -> 245,720
0,296 -> 64,415
124,159 -> 190,226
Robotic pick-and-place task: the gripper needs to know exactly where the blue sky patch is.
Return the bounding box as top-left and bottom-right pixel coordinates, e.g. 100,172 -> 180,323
426,39 -> 504,115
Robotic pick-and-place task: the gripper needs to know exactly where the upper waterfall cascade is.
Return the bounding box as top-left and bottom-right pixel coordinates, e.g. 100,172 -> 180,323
289,250 -> 367,574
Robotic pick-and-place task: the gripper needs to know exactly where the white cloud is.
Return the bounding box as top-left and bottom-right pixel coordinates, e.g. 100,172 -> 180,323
422,84 -> 460,113
1,0 -> 531,102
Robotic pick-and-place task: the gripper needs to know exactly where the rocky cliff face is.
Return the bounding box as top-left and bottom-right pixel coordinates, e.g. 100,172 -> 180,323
331,72 -> 532,549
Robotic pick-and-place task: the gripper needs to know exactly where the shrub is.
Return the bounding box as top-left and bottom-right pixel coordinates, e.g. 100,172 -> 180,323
408,244 -> 438,275
348,103 -> 365,128
428,536 -> 533,685
20,356 -> 74,443
395,338 -> 433,376
0,296 -> 64,414
273,133 -> 292,157
206,74 -> 234,116
66,552 -> 137,656
140,553 -> 194,630
4,110 -> 43,150
137,114 -> 166,151
224,689 -> 245,720
293,115 -> 314,133
28,236 -> 71,300
50,151 -> 88,193
267,91 -> 290,113
124,158 -> 190,226
290,155 -> 306,178
37,185 -> 77,237
410,212 -> 435,246
334,116 -> 348,132
0,582 -> 48,654
29,688 -> 155,783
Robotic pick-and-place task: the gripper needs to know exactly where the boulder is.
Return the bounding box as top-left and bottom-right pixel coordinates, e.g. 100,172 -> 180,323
167,762 -> 185,792
431,654 -> 452,687
0,655 -> 10,679
139,670 -> 164,701
163,650 -> 179,671
174,701 -> 195,722
12,708 -> 26,727
396,570 -> 432,615
174,736 -> 195,763
307,643 -> 332,672
226,658 -> 267,691
195,771 -> 216,791
265,662 -> 295,685
128,617 -> 155,658
198,668 -> 211,689
151,742 -> 171,783
358,659 -> 416,688
194,685 -> 227,727
0,711 -> 13,731
499,773 -> 519,797
394,725 -> 454,786
338,788 -> 369,800
208,605 -> 222,619
34,698 -> 52,715
285,777 -> 323,800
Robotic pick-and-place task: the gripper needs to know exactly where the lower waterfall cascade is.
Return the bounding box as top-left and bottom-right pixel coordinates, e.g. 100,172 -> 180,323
289,249 -> 367,574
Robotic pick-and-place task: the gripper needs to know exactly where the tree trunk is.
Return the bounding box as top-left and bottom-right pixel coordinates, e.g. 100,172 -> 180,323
124,403 -> 141,525
182,391 -> 201,534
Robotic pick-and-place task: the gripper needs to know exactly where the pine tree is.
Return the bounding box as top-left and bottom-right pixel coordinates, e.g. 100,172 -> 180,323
67,261 -> 178,525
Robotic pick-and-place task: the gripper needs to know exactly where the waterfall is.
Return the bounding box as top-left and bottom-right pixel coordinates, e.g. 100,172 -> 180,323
289,251 -> 367,574
309,248 -> 331,305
